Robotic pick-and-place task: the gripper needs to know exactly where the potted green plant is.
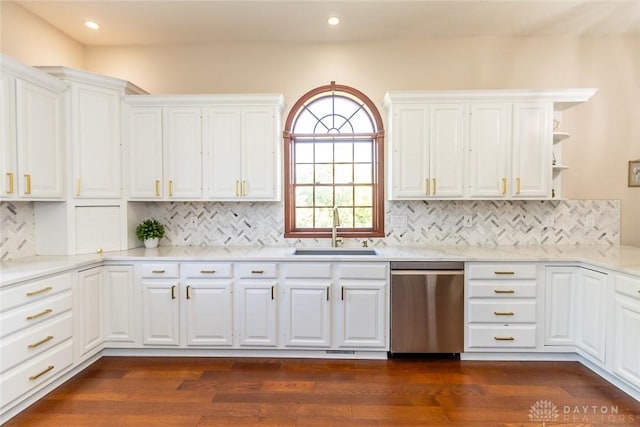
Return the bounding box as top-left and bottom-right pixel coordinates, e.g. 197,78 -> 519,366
136,218 -> 165,249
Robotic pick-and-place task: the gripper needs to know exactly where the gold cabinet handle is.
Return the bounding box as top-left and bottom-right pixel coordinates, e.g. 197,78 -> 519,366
494,311 -> 515,316
242,180 -> 246,197
516,177 -> 521,195
235,180 -> 239,197
26,286 -> 53,297
155,180 -> 160,197
425,178 -> 430,196
501,178 -> 507,195
97,248 -> 103,254
200,270 -> 216,274
27,308 -> 53,321
494,271 -> 515,275
76,179 -> 81,196
171,285 -> 176,300
168,180 -> 173,197
494,289 -> 515,294
186,285 -> 191,300
151,270 -> 165,274
432,178 -> 436,195
24,174 -> 31,195
6,172 -> 14,194
29,365 -> 54,381
28,335 -> 54,349
494,337 -> 515,341
251,270 -> 264,274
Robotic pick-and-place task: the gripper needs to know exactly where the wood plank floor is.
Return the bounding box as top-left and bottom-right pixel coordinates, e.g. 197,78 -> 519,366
6,356 -> 640,426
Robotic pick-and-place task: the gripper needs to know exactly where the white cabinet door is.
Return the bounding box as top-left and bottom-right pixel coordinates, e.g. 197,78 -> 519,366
74,206 -> 122,254
141,280 -> 180,346
184,280 -> 233,346
0,73 -> 17,199
389,104 -> 430,199
511,103 -> 552,198
163,107 -> 203,199
127,107 -> 163,198
235,281 -> 278,347
75,267 -> 104,361
429,104 -> 465,198
104,265 -> 136,344
72,84 -> 121,198
468,103 -> 510,198
281,281 -> 331,348
575,268 -> 607,364
206,107 -> 241,198
15,79 -> 64,198
544,266 -> 576,346
242,107 -> 277,200
614,296 -> 640,389
335,280 -> 386,348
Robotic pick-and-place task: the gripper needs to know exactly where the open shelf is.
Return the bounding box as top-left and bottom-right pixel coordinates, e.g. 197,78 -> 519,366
553,131 -> 571,143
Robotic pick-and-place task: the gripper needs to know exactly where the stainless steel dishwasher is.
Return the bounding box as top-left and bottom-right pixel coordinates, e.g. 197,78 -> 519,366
390,261 -> 464,354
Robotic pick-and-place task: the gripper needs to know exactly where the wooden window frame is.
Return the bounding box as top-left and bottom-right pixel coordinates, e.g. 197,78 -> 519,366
283,82 -> 385,239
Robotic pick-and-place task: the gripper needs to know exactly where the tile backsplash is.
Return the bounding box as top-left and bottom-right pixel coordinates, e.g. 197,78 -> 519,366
0,199 -> 620,261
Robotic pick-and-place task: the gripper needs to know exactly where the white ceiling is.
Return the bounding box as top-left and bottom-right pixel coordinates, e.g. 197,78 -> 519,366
13,0 -> 640,46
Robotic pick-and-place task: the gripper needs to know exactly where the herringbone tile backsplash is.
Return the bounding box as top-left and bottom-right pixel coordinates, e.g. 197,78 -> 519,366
0,199 -> 620,261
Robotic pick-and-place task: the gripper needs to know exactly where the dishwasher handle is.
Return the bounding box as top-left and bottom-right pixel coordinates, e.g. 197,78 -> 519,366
391,270 -> 464,276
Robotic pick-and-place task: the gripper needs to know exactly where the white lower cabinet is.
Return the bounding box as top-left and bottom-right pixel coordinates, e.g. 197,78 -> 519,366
544,266 -> 576,346
235,279 -> 279,347
75,266 -> 104,361
575,267 -> 608,365
184,280 -> 233,346
613,273 -> 640,389
141,279 -> 181,346
103,265 -> 136,345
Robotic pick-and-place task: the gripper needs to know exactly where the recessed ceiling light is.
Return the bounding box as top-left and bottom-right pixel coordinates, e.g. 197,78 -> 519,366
327,16 -> 340,26
85,21 -> 100,30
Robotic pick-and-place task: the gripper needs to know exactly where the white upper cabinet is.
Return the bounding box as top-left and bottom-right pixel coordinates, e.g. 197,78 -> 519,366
127,107 -> 164,198
385,89 -> 596,200
0,57 -> 68,200
206,96 -> 284,201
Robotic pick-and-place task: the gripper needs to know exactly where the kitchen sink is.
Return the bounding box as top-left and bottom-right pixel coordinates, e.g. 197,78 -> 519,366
293,248 -> 378,256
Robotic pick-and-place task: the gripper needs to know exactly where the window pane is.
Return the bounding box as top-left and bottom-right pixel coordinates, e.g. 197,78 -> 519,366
315,208 -> 333,228
295,142 -> 314,163
334,164 -> 353,184
315,164 -> 333,184
335,186 -> 353,207
295,186 -> 314,207
354,186 -> 372,206
354,164 -> 372,183
293,112 -> 317,134
315,143 -> 333,163
334,142 -> 353,162
295,164 -> 314,184
354,142 -> 372,162
314,186 -> 333,207
337,207 -> 354,228
296,208 -> 313,228
354,207 -> 372,228
350,108 -> 375,133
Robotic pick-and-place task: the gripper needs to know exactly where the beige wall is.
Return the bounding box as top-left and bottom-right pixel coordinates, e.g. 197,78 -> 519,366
3,3 -> 640,245
0,2 -> 84,67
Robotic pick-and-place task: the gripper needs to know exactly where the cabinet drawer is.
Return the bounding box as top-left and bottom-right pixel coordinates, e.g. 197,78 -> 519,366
236,263 -> 278,278
181,263 -> 232,278
616,273 -> 640,301
0,340 -> 73,410
467,325 -> 536,348
467,263 -> 536,280
140,263 -> 179,278
0,312 -> 72,373
0,292 -> 72,338
468,280 -> 537,298
468,301 -> 536,323
283,263 -> 332,279
0,273 -> 72,313
337,263 -> 388,280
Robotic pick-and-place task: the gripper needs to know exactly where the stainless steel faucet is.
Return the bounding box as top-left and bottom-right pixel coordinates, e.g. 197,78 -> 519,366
331,207 -> 343,247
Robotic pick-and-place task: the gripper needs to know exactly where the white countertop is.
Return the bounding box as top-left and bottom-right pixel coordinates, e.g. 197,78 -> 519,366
2,244 -> 640,287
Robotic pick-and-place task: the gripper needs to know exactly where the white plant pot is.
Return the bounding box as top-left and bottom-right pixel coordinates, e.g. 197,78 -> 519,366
144,238 -> 159,249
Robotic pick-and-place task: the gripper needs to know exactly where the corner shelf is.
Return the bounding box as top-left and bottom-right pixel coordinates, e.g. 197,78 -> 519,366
553,131 -> 571,143
553,165 -> 569,171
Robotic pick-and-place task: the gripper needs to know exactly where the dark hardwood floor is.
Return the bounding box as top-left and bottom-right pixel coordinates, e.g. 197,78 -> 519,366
6,356 -> 640,426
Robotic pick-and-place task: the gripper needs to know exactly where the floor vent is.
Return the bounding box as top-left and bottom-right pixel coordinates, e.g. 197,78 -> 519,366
325,350 -> 356,355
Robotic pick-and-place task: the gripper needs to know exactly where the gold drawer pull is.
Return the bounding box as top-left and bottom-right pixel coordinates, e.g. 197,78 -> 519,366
168,180 -> 173,197
24,174 -> 31,195
235,180 -> 239,197
501,177 -> 506,195
425,178 -> 430,196
76,179 -> 81,196
171,285 -> 176,300
494,289 -> 515,294
29,365 -> 54,381
494,271 -> 515,275
28,335 -> 54,349
515,177 -> 521,194
251,270 -> 264,274
26,286 -> 53,297
432,178 -> 436,195
6,172 -> 14,194
186,285 -> 191,300
242,180 -> 246,197
155,180 -> 160,196
494,311 -> 515,316
200,270 -> 216,274
27,309 -> 53,321
151,270 -> 166,274
494,337 -> 515,341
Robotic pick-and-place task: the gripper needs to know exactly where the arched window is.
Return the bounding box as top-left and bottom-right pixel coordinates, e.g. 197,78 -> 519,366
283,82 -> 385,239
